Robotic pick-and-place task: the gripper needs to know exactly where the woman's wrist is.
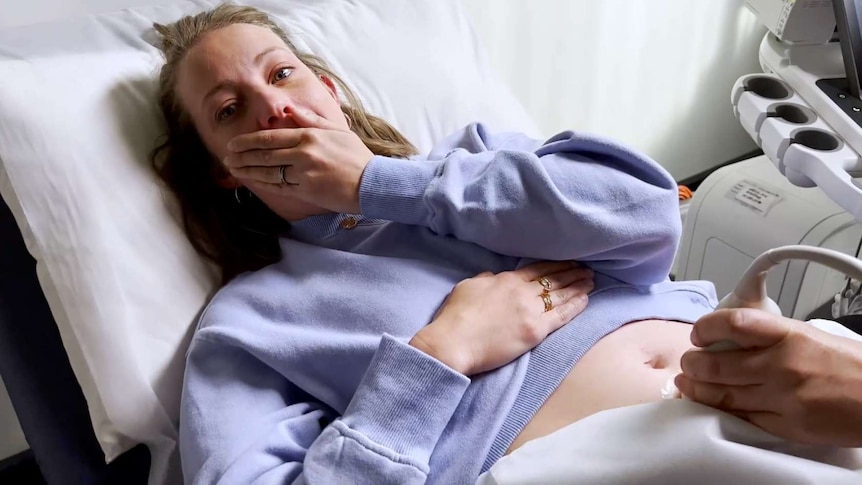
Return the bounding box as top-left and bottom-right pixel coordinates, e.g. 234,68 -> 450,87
357,156 -> 437,225
409,328 -> 470,376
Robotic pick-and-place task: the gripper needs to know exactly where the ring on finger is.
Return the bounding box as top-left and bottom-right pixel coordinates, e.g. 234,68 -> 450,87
538,277 -> 552,293
277,165 -> 287,185
541,292 -> 553,312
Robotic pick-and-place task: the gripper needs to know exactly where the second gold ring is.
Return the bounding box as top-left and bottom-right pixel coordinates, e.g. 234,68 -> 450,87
541,292 -> 553,312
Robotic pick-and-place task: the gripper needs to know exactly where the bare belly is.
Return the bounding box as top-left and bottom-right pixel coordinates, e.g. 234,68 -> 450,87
506,319 -> 694,454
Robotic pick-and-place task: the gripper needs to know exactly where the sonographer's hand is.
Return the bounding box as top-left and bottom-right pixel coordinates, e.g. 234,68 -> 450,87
409,261 -> 594,376
676,308 -> 862,447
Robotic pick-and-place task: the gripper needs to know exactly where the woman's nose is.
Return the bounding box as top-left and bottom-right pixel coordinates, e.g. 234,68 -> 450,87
254,92 -> 295,129
258,103 -> 289,129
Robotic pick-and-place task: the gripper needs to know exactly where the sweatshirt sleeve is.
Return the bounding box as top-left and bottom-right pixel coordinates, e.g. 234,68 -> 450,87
180,333 -> 469,485
358,123 -> 681,285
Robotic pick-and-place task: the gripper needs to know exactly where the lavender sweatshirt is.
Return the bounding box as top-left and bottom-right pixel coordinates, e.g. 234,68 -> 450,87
179,123 -> 718,484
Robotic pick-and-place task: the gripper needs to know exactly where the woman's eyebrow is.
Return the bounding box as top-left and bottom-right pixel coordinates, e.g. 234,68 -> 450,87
201,81 -> 235,110
253,46 -> 289,64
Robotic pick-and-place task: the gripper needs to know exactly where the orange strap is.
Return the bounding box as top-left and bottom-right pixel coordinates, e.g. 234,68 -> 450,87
678,185 -> 693,201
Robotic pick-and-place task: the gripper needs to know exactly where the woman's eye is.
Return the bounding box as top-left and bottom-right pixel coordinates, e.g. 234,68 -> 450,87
273,67 -> 293,83
216,104 -> 237,122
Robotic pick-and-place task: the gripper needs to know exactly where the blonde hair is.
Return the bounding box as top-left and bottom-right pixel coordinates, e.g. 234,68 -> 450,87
151,4 -> 417,284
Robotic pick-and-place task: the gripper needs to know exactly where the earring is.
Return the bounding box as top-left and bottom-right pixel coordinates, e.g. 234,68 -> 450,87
234,186 -> 255,205
230,188 -> 289,237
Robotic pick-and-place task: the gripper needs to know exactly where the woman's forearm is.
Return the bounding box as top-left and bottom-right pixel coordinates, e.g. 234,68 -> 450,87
358,123 -> 680,285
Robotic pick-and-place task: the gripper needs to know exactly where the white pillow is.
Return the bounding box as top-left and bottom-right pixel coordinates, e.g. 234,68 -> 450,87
0,1 -> 538,483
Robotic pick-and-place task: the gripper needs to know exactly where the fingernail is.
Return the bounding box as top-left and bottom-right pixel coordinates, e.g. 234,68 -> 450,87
690,330 -> 703,347
671,375 -> 689,399
222,155 -> 231,166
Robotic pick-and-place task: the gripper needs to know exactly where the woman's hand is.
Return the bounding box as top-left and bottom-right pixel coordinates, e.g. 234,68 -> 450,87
410,261 -> 594,376
223,106 -> 374,214
676,308 -> 862,447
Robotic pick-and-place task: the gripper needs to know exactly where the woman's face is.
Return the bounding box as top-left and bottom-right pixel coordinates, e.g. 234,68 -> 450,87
175,23 -> 348,180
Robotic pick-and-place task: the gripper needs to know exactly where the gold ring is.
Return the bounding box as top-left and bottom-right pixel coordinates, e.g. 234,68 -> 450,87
539,277 -> 552,292
541,292 -> 553,312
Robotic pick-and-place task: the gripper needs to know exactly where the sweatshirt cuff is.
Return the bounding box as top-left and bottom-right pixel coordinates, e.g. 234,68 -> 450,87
340,333 -> 470,463
358,156 -> 439,225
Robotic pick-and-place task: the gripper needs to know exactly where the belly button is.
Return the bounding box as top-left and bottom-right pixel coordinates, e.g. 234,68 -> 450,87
644,354 -> 668,370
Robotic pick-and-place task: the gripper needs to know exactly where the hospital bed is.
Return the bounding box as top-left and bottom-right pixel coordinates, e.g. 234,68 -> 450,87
0,0 -> 834,484
0,195 -> 151,483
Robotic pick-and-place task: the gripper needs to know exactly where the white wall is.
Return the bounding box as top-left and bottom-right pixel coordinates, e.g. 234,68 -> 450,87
463,0 -> 767,181
0,376 -> 27,460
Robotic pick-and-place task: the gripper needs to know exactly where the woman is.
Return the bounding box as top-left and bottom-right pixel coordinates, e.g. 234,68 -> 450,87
152,4 -> 717,484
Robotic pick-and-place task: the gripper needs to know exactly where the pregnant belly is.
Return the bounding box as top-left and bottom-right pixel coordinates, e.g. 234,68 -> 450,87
506,319 -> 694,454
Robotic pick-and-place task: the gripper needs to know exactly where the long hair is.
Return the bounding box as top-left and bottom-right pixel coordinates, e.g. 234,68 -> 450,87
152,4 -> 417,284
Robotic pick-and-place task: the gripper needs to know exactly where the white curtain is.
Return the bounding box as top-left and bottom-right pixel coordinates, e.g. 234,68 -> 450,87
463,0 -> 768,181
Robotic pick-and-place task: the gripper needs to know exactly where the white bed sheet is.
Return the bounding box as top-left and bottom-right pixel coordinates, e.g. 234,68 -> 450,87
480,399 -> 862,485
480,319 -> 862,485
